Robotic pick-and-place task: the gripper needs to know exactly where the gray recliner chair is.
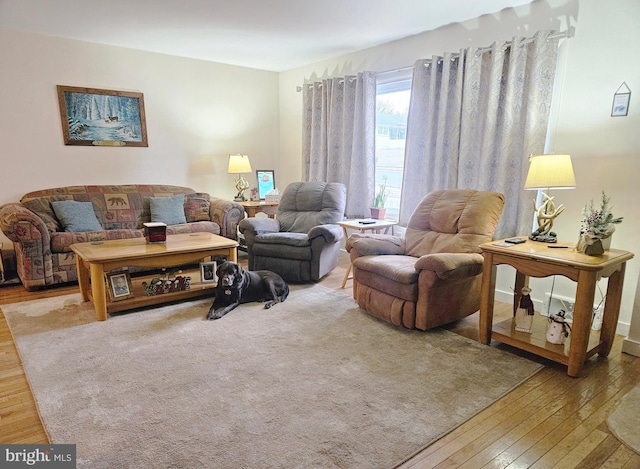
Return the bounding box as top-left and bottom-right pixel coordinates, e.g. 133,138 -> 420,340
239,182 -> 346,282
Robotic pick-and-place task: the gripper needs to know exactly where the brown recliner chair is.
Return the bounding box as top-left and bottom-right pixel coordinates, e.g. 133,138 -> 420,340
346,189 -> 504,330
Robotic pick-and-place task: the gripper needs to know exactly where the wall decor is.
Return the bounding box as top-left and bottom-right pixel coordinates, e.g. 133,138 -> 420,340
611,82 -> 631,117
256,170 -> 276,199
106,271 -> 134,301
200,261 -> 218,284
56,85 -> 148,146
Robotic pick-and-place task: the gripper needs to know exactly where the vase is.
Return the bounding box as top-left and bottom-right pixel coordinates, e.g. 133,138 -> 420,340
601,236 -> 612,250
370,208 -> 386,220
584,239 -> 604,256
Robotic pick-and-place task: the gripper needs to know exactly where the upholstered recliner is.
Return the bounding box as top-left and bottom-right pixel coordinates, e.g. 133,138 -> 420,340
239,182 -> 346,282
346,189 -> 504,330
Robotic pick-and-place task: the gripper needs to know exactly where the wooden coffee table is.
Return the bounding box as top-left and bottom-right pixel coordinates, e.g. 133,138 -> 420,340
71,233 -> 238,321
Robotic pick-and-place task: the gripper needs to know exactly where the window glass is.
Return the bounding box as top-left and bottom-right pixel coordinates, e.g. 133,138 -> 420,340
375,76 -> 411,222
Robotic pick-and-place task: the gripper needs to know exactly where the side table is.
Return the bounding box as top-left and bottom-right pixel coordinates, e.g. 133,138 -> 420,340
338,219 -> 398,288
239,201 -> 279,218
479,238 -> 634,377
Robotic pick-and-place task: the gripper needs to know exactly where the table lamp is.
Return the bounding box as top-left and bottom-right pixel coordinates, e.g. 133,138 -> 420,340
228,154 -> 252,201
524,153 -> 576,242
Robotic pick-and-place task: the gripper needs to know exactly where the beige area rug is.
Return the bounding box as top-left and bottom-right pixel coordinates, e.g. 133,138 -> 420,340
3,284 -> 542,468
607,385 -> 640,455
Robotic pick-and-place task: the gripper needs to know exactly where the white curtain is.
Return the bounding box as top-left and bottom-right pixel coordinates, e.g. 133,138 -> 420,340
402,31 -> 560,238
302,72 -> 376,218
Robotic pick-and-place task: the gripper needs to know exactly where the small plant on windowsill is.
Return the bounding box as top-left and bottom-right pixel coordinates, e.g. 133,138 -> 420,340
370,177 -> 388,220
576,191 -> 623,255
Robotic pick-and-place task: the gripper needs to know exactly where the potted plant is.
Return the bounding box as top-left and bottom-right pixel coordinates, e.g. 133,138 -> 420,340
370,177 -> 388,220
576,191 -> 623,255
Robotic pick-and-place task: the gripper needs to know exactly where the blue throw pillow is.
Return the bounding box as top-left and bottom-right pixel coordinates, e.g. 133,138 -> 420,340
149,194 -> 187,225
51,200 -> 104,232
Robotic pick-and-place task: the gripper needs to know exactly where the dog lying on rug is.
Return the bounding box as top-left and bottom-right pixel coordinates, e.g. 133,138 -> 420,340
206,261 -> 290,320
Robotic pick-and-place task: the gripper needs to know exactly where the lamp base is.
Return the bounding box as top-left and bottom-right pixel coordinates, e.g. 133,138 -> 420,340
234,195 -> 247,202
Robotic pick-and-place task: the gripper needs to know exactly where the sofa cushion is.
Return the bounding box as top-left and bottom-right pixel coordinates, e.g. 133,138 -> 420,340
150,194 -> 187,225
51,229 -> 144,253
51,200 -> 103,232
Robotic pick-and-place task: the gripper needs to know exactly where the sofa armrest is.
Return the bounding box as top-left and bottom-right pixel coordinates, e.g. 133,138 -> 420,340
308,224 -> 342,243
209,198 -> 245,240
414,252 -> 484,280
0,202 -> 53,290
345,233 -> 405,257
0,203 -> 51,246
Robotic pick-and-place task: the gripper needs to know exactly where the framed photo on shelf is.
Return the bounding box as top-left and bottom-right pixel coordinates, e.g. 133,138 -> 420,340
256,170 -> 275,199
56,85 -> 148,146
106,271 -> 134,301
200,261 -> 217,283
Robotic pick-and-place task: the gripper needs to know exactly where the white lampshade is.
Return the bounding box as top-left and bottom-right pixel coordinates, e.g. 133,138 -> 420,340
524,154 -> 576,190
227,154 -> 252,174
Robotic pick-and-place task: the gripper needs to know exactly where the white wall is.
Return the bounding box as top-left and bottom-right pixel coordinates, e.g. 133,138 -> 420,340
278,0 -> 640,334
0,28 -> 280,227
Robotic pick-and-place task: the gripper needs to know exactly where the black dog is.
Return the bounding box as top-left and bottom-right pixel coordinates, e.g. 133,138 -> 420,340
206,261 -> 289,320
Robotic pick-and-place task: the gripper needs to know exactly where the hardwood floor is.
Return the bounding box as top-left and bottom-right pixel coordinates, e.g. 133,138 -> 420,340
1,252 -> 639,468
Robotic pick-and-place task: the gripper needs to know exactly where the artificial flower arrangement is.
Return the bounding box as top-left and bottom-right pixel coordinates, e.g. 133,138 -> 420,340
576,191 -> 623,255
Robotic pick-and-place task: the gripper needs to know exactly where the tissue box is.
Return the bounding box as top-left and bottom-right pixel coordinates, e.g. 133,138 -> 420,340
143,222 -> 167,243
265,194 -> 281,202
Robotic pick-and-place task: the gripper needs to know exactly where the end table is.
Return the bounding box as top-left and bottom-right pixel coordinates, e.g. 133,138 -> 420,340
239,201 -> 279,218
338,219 -> 398,288
479,238 -> 633,377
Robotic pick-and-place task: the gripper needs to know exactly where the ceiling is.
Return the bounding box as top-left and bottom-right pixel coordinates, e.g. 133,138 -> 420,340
0,0 -> 536,72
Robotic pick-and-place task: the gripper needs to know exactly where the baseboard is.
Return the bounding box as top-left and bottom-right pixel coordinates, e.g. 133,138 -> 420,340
622,338 -> 640,357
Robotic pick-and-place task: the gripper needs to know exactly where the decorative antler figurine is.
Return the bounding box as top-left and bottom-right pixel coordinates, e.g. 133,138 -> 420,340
530,193 -> 565,243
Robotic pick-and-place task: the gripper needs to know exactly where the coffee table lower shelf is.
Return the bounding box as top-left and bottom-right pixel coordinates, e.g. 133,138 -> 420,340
92,268 -> 216,315
491,314 -> 603,366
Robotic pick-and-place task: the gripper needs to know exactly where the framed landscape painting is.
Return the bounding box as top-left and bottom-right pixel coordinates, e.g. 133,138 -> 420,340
57,85 -> 148,146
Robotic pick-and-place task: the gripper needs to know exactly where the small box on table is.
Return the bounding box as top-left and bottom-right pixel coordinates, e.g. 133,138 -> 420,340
143,222 -> 167,243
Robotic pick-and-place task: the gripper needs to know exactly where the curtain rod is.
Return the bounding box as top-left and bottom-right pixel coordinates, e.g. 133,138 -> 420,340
297,29 -> 571,91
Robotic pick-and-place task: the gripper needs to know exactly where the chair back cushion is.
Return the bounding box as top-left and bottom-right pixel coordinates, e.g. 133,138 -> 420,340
277,182 -> 346,233
405,189 -> 504,257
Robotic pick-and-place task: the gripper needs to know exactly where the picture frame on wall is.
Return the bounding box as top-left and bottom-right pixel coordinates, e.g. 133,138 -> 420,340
256,170 -> 276,199
200,261 -> 217,284
56,85 -> 148,146
611,83 -> 631,117
106,271 -> 134,301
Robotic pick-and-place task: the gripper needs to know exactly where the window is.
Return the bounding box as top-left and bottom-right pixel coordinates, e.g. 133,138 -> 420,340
375,73 -> 412,222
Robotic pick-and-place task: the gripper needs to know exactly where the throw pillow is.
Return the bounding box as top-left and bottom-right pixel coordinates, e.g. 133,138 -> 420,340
51,200 -> 104,232
149,194 -> 187,225
184,193 -> 211,222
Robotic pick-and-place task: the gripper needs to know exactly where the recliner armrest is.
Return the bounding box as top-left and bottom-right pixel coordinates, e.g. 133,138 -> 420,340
414,252 -> 484,280
345,233 -> 405,256
239,217 -> 280,235
308,224 -> 342,243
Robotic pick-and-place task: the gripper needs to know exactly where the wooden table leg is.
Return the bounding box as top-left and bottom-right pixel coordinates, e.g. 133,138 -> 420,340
75,254 -> 90,302
479,253 -> 496,345
228,247 -> 238,263
599,262 -> 626,357
567,269 -> 598,377
89,263 -> 108,321
342,263 -> 352,289
513,271 -> 528,315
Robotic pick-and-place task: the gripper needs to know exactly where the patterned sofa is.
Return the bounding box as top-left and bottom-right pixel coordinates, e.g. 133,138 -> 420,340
0,185 -> 244,291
